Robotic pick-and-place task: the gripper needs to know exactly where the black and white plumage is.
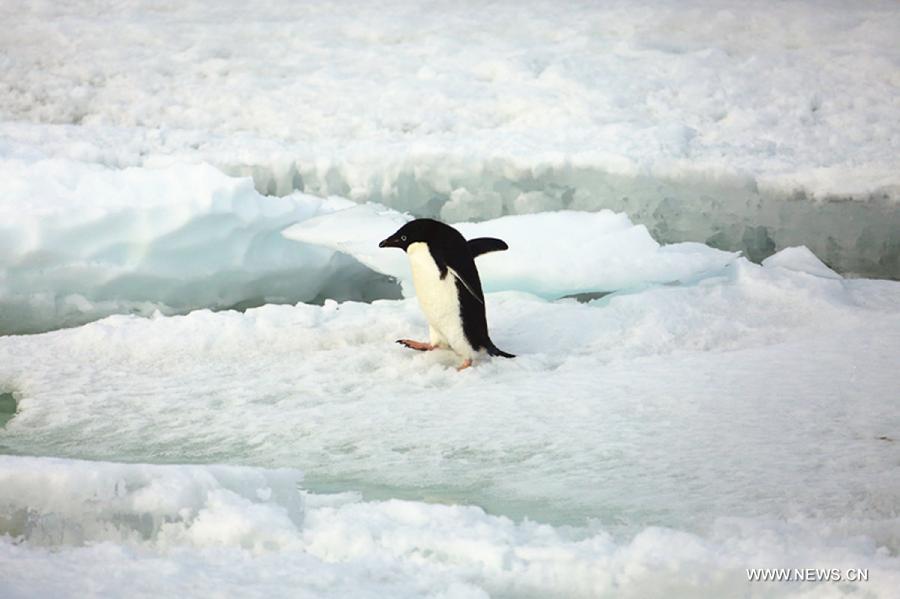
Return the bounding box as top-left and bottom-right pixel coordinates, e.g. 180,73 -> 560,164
379,219 -> 514,370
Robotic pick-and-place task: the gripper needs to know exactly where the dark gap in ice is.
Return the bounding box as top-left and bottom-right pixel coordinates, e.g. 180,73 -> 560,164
223,271 -> 403,313
0,392 -> 17,428
235,162 -> 900,280
225,296 -> 271,312
562,291 -> 613,303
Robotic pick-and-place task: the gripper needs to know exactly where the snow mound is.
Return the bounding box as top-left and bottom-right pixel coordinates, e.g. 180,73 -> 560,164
283,203 -> 739,297
0,159 -> 398,334
763,246 -> 842,279
1,455 -> 899,598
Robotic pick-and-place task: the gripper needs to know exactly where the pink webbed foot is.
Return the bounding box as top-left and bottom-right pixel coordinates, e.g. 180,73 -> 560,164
456,359 -> 473,371
397,339 -> 435,351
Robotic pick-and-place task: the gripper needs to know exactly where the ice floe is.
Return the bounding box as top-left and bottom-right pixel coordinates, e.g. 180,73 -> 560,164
283,203 -> 739,297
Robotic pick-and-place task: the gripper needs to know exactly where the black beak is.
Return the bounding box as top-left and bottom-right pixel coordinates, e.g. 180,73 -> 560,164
379,237 -> 396,248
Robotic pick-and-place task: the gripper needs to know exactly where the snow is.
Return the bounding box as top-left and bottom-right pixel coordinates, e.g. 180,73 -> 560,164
2,255 -> 900,596
3,0 -> 898,200
2,0 -> 900,595
284,203 -> 739,297
4,255 -> 899,527
2,456 -> 899,599
2,0 -> 899,276
0,158 -> 399,334
0,456 -> 304,550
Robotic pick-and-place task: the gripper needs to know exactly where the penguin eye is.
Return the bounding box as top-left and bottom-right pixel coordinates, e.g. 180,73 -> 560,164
400,235 -> 407,241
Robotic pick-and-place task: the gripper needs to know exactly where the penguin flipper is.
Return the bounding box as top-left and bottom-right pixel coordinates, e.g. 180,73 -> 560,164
467,237 -> 508,258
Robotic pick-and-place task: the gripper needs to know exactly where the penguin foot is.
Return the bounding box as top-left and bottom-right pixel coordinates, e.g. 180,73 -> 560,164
456,359 -> 473,371
396,339 -> 434,351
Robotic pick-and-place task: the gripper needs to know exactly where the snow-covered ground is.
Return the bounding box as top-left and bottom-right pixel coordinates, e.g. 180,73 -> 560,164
3,0 -> 900,596
2,250 -> 900,596
2,0 -> 899,275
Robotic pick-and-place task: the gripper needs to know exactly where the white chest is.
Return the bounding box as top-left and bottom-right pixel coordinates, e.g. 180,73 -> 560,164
407,242 -> 473,355
407,242 -> 459,322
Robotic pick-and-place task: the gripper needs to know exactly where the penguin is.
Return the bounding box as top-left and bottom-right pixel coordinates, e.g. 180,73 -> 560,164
379,219 -> 514,370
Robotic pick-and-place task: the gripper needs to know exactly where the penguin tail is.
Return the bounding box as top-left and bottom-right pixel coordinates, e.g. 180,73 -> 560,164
485,340 -> 515,359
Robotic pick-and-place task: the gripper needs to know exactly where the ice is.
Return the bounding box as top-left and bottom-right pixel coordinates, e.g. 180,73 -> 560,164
0,158 -> 398,334
2,259 -> 899,526
2,455 -> 899,598
2,1 -> 899,276
1,156 -> 741,334
283,204 -> 739,297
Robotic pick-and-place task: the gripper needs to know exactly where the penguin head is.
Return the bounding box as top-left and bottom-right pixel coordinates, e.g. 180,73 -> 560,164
379,219 -> 443,251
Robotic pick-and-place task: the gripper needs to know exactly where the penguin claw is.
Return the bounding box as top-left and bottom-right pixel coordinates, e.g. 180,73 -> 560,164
396,339 -> 435,351
456,359 -> 473,371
